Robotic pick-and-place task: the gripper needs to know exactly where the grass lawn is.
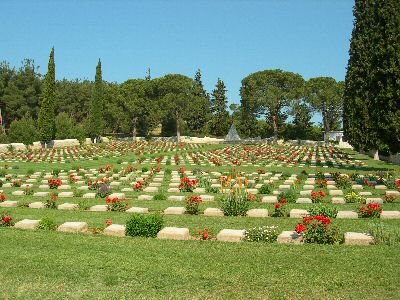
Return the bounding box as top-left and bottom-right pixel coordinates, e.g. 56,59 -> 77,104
1,142 -> 399,299
1,228 -> 400,300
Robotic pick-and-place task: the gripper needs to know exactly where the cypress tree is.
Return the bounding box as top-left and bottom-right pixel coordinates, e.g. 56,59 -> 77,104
344,0 -> 400,154
209,78 -> 230,136
88,59 -> 104,141
37,47 -> 56,144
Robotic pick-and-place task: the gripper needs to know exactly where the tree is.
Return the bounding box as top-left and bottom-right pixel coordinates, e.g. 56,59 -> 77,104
305,77 -> 344,140
155,74 -> 194,142
344,0 -> 400,154
88,59 -> 104,141
240,69 -> 304,141
37,48 -> 56,144
209,78 -> 230,136
55,112 -> 75,139
8,115 -> 38,144
185,69 -> 210,135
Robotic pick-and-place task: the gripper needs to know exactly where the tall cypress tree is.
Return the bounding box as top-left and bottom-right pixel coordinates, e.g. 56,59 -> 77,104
344,0 -> 400,154
209,78 -> 230,136
88,59 -> 104,141
38,47 -> 56,144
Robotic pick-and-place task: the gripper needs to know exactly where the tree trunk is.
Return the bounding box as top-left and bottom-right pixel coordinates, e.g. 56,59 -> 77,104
322,110 -> 330,142
371,149 -> 380,161
132,116 -> 137,140
272,114 -> 278,143
176,111 -> 181,143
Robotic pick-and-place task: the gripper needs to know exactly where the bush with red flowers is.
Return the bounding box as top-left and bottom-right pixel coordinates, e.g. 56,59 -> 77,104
46,194 -> 58,209
383,195 -> 397,203
0,193 -> 6,202
356,203 -> 383,218
105,219 -> 113,226
48,179 -> 62,189
178,177 -> 198,193
272,202 -> 286,217
1,211 -> 14,227
311,190 -> 327,203
11,179 -> 22,187
106,197 -> 128,212
315,179 -> 328,188
196,228 -> 211,240
295,215 -> 341,244
185,195 -> 202,215
134,180 -> 145,191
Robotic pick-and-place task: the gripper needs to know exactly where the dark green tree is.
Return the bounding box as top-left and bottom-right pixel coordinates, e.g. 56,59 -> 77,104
88,59 -> 104,141
344,0 -> 400,154
305,77 -> 344,140
240,69 -> 304,141
37,48 -> 56,144
209,78 -> 230,136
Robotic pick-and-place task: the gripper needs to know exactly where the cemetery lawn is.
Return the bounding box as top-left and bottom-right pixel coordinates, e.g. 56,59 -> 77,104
1,228 -> 400,300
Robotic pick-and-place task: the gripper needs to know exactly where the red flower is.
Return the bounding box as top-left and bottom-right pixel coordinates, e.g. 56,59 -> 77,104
106,219 -> 112,226
275,203 -> 281,209
318,191 -> 326,197
0,193 -> 6,201
295,223 -> 307,233
280,199 -> 287,203
249,195 -> 255,201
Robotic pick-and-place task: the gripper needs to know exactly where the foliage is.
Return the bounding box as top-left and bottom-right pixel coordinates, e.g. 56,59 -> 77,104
310,190 -> 327,203
0,211 -> 14,227
278,190 -> 296,203
178,177 -> 198,193
37,48 -> 56,143
88,60 -> 104,140
271,202 -> 286,217
55,112 -> 76,139
295,216 -> 342,244
245,226 -> 278,243
307,204 -> 338,218
125,214 -> 163,238
185,195 -> 202,215
36,216 -> 57,230
356,203 -> 383,218
8,116 -> 38,144
258,183 -> 273,195
368,220 -> 400,246
209,78 -> 230,136
220,190 -> 250,216
45,194 -> 58,209
344,191 -> 366,203
106,197 -> 128,212
96,183 -> 112,198
335,174 -> 351,190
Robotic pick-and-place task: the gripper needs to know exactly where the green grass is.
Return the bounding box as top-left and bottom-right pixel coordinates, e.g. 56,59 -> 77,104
1,143 -> 400,299
1,228 -> 399,299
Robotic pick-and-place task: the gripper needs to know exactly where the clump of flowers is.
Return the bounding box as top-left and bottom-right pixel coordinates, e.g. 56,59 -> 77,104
383,195 -> 397,203
272,200 -> 286,217
46,194 -> 58,209
96,183 -> 112,198
311,190 -> 326,203
315,179 -> 328,188
334,174 -> 351,189
0,193 -> 6,202
344,191 -> 366,203
24,188 -> 34,196
134,180 -> 145,191
88,180 -> 101,190
106,219 -> 113,226
11,179 -> 22,187
196,228 -> 211,240
295,215 -> 341,244
245,226 -> 278,243
356,203 -> 383,218
48,179 -> 62,189
106,197 -> 128,212
178,178 -> 198,193
1,211 -> 14,227
185,195 -> 202,215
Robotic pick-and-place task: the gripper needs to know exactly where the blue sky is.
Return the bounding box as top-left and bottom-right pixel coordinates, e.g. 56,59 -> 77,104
1,0 -> 354,123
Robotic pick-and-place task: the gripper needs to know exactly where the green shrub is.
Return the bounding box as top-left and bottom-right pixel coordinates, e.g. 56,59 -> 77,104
142,166 -> 149,173
245,226 -> 278,243
259,183 -> 273,195
165,168 -> 172,175
55,112 -> 75,139
278,190 -> 296,203
307,204 -> 338,218
125,214 -> 163,238
154,193 -> 166,201
36,216 -> 57,230
78,199 -> 90,211
96,183 -> 112,198
369,220 -> 400,246
344,191 -> 365,203
8,116 -> 38,144
220,192 -> 249,216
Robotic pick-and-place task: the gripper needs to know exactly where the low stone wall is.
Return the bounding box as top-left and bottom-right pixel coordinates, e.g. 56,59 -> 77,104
48,139 -> 80,148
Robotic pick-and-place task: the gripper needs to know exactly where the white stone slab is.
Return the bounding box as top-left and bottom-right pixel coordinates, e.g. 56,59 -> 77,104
58,192 -> 74,198
332,197 -> 345,204
261,195 -> 278,203
289,209 -> 309,218
168,195 -> 185,201
157,227 -> 190,240
0,200 -> 18,208
366,198 -> 383,204
167,188 -> 180,193
29,201 -> 46,209
126,207 -> 149,214
344,232 -> 373,245
33,192 -> 49,197
337,211 -> 358,219
381,210 -> 400,219
83,193 -> 96,199
217,229 -> 245,242
57,222 -> 88,233
277,231 -> 303,244
329,190 -> 343,196
104,224 -> 126,237
144,186 -> 158,193
199,195 -> 214,202
57,203 -> 79,210
246,209 -> 268,218
204,207 -> 224,217
14,219 -> 40,230
164,207 -> 186,215
12,191 -> 25,196
89,205 -> 108,212
296,198 -> 312,204
108,193 -> 125,200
